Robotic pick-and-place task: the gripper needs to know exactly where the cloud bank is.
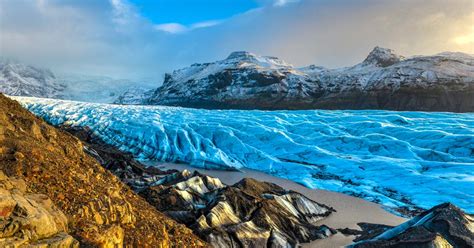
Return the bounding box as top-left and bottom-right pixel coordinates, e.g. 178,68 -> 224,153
0,0 -> 472,82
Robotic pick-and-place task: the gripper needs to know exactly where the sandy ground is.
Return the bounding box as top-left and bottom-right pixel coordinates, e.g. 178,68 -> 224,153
147,162 -> 407,248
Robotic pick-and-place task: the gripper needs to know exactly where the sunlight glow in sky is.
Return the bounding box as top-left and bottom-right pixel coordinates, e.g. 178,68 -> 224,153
453,26 -> 474,45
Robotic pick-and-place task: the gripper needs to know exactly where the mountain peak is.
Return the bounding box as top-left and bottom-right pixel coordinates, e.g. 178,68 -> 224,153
226,51 -> 257,60
363,46 -> 404,67
225,51 -> 292,69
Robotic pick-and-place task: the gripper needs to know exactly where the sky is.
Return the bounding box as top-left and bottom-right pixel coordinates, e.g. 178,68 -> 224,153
0,0 -> 473,82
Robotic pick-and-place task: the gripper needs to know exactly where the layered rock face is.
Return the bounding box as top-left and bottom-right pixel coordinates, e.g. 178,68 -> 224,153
353,203 -> 474,247
140,170 -> 336,247
140,47 -> 474,112
0,171 -> 79,247
0,94 -> 205,247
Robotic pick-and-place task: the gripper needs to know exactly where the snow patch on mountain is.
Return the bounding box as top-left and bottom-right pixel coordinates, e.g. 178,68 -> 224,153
146,50 -> 315,108
361,46 -> 404,67
0,59 -> 66,98
0,58 -> 156,103
113,87 -> 155,105
14,96 -> 474,214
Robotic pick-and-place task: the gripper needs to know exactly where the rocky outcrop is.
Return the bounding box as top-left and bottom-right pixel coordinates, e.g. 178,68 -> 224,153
140,170 -> 336,247
352,203 -> 474,247
137,47 -> 474,112
0,94 -> 205,247
0,171 -> 79,247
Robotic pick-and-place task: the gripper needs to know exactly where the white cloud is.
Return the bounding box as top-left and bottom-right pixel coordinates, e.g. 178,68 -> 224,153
191,20 -> 222,29
273,0 -> 299,7
154,23 -> 188,34
155,20 -> 222,34
110,0 -> 131,24
0,0 -> 472,82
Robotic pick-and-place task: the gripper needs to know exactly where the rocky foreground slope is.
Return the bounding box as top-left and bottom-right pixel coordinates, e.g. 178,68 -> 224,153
0,94 -> 204,247
126,47 -> 474,112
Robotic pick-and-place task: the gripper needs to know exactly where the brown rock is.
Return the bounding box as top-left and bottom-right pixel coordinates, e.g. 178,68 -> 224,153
13,151 -> 25,161
87,225 -> 124,248
30,121 -> 44,140
0,173 -> 79,247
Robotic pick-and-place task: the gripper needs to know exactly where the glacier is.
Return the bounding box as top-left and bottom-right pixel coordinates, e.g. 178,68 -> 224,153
14,97 -> 474,214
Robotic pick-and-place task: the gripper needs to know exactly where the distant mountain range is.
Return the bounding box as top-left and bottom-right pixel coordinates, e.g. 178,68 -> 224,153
116,47 -> 474,112
0,58 -> 66,98
55,74 -> 155,103
113,86 -> 155,105
0,58 -> 155,103
2,47 -> 473,112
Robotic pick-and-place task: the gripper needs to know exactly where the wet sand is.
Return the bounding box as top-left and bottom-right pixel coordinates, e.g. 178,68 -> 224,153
146,162 -> 407,247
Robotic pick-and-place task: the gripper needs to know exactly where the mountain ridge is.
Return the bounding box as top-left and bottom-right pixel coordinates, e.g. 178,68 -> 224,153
0,59 -> 155,103
0,58 -> 66,98
115,47 -> 474,112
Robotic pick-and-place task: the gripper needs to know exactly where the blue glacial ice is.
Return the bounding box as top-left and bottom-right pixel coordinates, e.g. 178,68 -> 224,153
15,97 -> 474,213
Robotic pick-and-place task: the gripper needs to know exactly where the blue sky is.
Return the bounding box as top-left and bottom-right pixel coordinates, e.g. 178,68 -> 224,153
129,0 -> 259,25
1,0 -> 472,80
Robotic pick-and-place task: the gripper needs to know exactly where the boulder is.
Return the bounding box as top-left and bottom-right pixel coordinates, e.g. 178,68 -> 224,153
0,171 -> 79,247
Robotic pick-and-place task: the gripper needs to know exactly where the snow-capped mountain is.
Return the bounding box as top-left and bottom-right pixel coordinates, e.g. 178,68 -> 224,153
0,58 -> 156,103
56,74 -> 156,104
0,59 -> 66,98
113,86 -> 155,105
146,51 -> 316,109
139,47 -> 474,112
